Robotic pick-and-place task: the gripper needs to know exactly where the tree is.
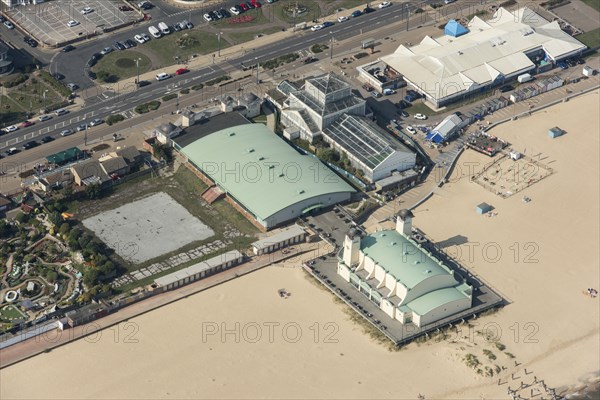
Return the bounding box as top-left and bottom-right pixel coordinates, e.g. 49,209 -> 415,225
85,183 -> 102,200
46,270 -> 58,283
15,212 -> 29,224
58,222 -> 70,236
0,220 -> 13,238
48,211 -> 62,227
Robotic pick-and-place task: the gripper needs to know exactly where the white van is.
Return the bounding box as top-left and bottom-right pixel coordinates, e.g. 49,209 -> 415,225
55,108 -> 69,116
158,22 -> 170,35
148,26 -> 161,38
155,72 -> 171,81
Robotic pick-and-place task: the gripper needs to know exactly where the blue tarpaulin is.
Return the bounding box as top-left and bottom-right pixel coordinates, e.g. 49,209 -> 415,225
426,131 -> 445,143
445,20 -> 469,37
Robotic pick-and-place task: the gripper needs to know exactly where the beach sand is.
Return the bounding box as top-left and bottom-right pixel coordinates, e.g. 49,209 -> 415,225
1,91 -> 598,399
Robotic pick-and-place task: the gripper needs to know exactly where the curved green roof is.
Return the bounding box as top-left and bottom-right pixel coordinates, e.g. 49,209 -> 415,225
407,287 -> 470,316
360,230 -> 452,289
181,123 -> 354,222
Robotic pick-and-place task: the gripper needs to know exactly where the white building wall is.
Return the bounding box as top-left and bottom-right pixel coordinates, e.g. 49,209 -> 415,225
338,263 -> 351,281
372,151 -> 417,182
414,297 -> 471,327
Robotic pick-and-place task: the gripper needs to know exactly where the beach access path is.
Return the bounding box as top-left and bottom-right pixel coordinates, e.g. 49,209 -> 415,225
0,240 -> 333,369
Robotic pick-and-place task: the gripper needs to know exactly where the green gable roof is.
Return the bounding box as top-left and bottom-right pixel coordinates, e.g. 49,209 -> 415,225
406,287 -> 470,316
360,229 -> 453,289
181,124 -> 354,222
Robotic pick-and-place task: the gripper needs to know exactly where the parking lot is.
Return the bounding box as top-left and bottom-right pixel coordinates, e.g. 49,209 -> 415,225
7,0 -> 139,46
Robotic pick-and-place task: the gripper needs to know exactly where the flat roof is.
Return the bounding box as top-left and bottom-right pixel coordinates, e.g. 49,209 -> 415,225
252,224 -> 306,250
154,250 -> 243,287
381,7 -> 586,101
174,112 -> 251,148
180,123 -> 355,222
360,230 -> 454,289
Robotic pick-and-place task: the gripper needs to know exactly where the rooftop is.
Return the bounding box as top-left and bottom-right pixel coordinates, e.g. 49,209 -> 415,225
323,114 -> 413,170
173,112 -> 250,148
360,229 -> 453,289
180,123 -> 355,222
381,7 -> 586,101
306,73 -> 351,95
406,286 -> 471,316
154,250 -> 243,287
252,224 -> 306,250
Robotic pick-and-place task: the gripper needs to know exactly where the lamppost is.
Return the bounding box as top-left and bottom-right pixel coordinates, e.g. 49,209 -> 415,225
217,31 -> 223,57
330,32 -> 334,60
43,90 -> 48,112
136,57 -> 142,87
82,117 -> 88,147
255,57 -> 259,84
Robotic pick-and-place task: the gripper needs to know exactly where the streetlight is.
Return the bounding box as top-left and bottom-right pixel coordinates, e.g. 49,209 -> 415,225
217,31 -> 223,57
136,57 -> 142,88
82,117 -> 88,147
43,90 -> 48,112
330,32 -> 334,60
255,57 -> 259,84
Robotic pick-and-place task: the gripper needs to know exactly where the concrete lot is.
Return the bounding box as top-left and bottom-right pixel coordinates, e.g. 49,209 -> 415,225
82,192 -> 215,264
7,0 -> 138,46
552,0 -> 600,33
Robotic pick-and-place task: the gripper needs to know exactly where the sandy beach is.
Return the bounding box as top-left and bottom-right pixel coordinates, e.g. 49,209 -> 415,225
1,91 -> 599,399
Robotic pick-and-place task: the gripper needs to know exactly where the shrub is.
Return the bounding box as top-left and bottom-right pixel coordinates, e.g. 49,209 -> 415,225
38,70 -> 72,97
415,8 -> 424,13
483,349 -> 497,360
134,100 -> 161,114
192,83 -> 204,91
311,44 -> 328,53
162,93 -> 178,101
106,114 -> 125,125
354,52 -> 369,59
180,88 -> 189,94
3,74 -> 27,88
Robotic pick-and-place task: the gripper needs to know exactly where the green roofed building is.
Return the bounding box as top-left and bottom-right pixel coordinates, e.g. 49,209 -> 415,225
338,209 -> 473,327
46,147 -> 84,165
176,121 -> 355,231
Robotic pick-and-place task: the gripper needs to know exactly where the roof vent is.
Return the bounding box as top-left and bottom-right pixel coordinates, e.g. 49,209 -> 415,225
403,251 -> 409,255
424,269 -> 432,274
258,156 -> 265,161
458,51 -> 463,55
279,173 -> 285,178
248,148 -> 255,153
390,242 -> 397,246
297,189 -> 305,194
268,165 -> 275,169
229,132 -> 235,136
414,260 -> 421,265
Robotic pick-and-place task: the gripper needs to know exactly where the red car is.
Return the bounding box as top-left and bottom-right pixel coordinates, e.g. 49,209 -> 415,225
20,120 -> 35,128
252,1 -> 261,7
175,68 -> 189,75
240,3 -> 249,10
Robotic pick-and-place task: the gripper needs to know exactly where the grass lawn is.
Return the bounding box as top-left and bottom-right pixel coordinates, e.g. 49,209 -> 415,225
0,305 -> 25,321
7,79 -> 63,113
275,0 -> 322,24
580,0 -> 600,12
92,51 -> 152,81
227,27 -> 283,44
0,95 -> 29,125
143,31 -> 230,67
577,28 -> 600,49
407,101 -> 444,116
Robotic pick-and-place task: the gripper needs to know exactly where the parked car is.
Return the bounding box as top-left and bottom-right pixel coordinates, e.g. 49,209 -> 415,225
20,120 -> 35,128
175,68 -> 189,75
3,21 -> 14,29
156,72 -> 171,81
81,6 -> 94,14
124,39 -> 136,48
119,5 -> 133,11
185,20 -> 194,29
230,6 -> 241,15
114,41 -> 125,50
397,100 -> 411,109
86,54 -> 101,67
55,108 -> 69,116
4,125 -> 18,133
311,24 -> 324,31
414,113 -> 427,120
173,23 -> 181,32
252,1 -> 261,7
363,6 -> 376,13
6,148 -> 20,156
399,110 -> 409,118
203,13 -> 213,22
67,83 -> 79,91
303,56 -> 318,64
371,91 -> 382,98
406,125 -> 417,134
379,1 -> 392,8
141,33 -> 150,41
67,20 -> 80,27
38,115 -> 52,122
60,129 -> 74,136
134,34 -> 146,44
76,123 -> 88,131
351,10 -> 362,17
383,88 -> 396,95
138,1 -> 153,10
338,16 -> 349,22
41,136 -> 55,143
100,47 -> 113,55
23,141 -> 40,150
89,118 -> 104,126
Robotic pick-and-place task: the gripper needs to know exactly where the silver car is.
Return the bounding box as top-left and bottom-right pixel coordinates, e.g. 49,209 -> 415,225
60,129 -> 74,136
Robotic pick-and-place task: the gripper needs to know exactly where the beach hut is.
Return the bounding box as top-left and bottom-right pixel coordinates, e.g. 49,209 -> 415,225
548,127 -> 564,139
476,203 -> 493,214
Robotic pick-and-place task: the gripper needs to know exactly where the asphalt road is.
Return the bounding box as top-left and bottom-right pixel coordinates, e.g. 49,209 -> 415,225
0,0 -> 462,155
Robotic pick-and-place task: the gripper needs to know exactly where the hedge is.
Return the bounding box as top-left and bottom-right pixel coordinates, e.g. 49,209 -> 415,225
134,100 -> 161,114
106,114 -> 125,126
